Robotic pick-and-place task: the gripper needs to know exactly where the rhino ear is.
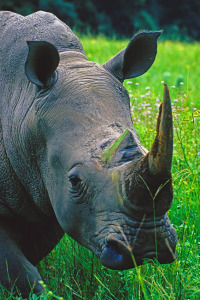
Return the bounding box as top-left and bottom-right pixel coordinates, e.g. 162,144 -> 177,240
25,41 -> 60,87
102,31 -> 162,82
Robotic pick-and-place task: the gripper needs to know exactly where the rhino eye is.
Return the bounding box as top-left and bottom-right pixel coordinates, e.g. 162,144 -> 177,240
68,167 -> 88,203
69,175 -> 82,187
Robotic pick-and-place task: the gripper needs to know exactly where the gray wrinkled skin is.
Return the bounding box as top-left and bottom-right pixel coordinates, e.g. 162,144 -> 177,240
0,11 -> 177,297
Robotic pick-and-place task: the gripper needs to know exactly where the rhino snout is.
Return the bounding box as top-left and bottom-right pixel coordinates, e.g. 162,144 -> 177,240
100,215 -> 177,270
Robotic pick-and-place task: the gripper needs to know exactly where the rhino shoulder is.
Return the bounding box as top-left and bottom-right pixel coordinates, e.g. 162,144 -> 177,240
0,11 -> 22,35
0,11 -> 19,23
25,10 -> 85,54
32,10 -> 62,24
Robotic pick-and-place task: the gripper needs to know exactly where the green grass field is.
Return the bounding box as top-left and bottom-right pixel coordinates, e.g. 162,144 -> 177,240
1,37 -> 200,299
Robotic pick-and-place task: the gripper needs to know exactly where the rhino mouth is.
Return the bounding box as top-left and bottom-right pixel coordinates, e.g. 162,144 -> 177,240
99,215 -> 177,270
100,240 -> 176,270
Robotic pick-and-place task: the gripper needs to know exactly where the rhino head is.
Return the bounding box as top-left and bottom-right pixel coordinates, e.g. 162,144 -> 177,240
25,31 -> 176,270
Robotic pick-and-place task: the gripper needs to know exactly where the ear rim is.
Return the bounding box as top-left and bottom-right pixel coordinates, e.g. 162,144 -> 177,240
102,30 -> 162,82
25,41 -> 60,88
123,30 -> 162,79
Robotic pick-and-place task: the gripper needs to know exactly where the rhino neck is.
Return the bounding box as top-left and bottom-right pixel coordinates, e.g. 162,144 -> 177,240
0,85 -> 54,218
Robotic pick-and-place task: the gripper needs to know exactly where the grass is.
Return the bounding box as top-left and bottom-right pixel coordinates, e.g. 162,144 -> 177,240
1,37 -> 200,299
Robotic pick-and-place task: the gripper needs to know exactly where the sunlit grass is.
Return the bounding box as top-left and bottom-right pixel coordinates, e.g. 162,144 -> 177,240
1,38 -> 199,299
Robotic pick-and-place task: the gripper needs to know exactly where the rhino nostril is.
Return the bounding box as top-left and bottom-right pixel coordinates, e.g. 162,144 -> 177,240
107,239 -> 124,255
100,238 -> 135,270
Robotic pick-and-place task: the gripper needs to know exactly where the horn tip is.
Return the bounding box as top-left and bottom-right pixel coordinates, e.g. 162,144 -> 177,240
163,83 -> 172,108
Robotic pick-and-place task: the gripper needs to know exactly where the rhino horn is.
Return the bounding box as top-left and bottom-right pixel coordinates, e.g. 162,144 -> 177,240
148,84 -> 173,175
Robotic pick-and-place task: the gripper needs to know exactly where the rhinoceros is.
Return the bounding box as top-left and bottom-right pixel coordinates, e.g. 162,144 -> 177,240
0,10 -> 177,297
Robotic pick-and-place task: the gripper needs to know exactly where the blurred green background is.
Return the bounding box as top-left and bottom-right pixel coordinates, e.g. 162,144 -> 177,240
1,0 -> 200,40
